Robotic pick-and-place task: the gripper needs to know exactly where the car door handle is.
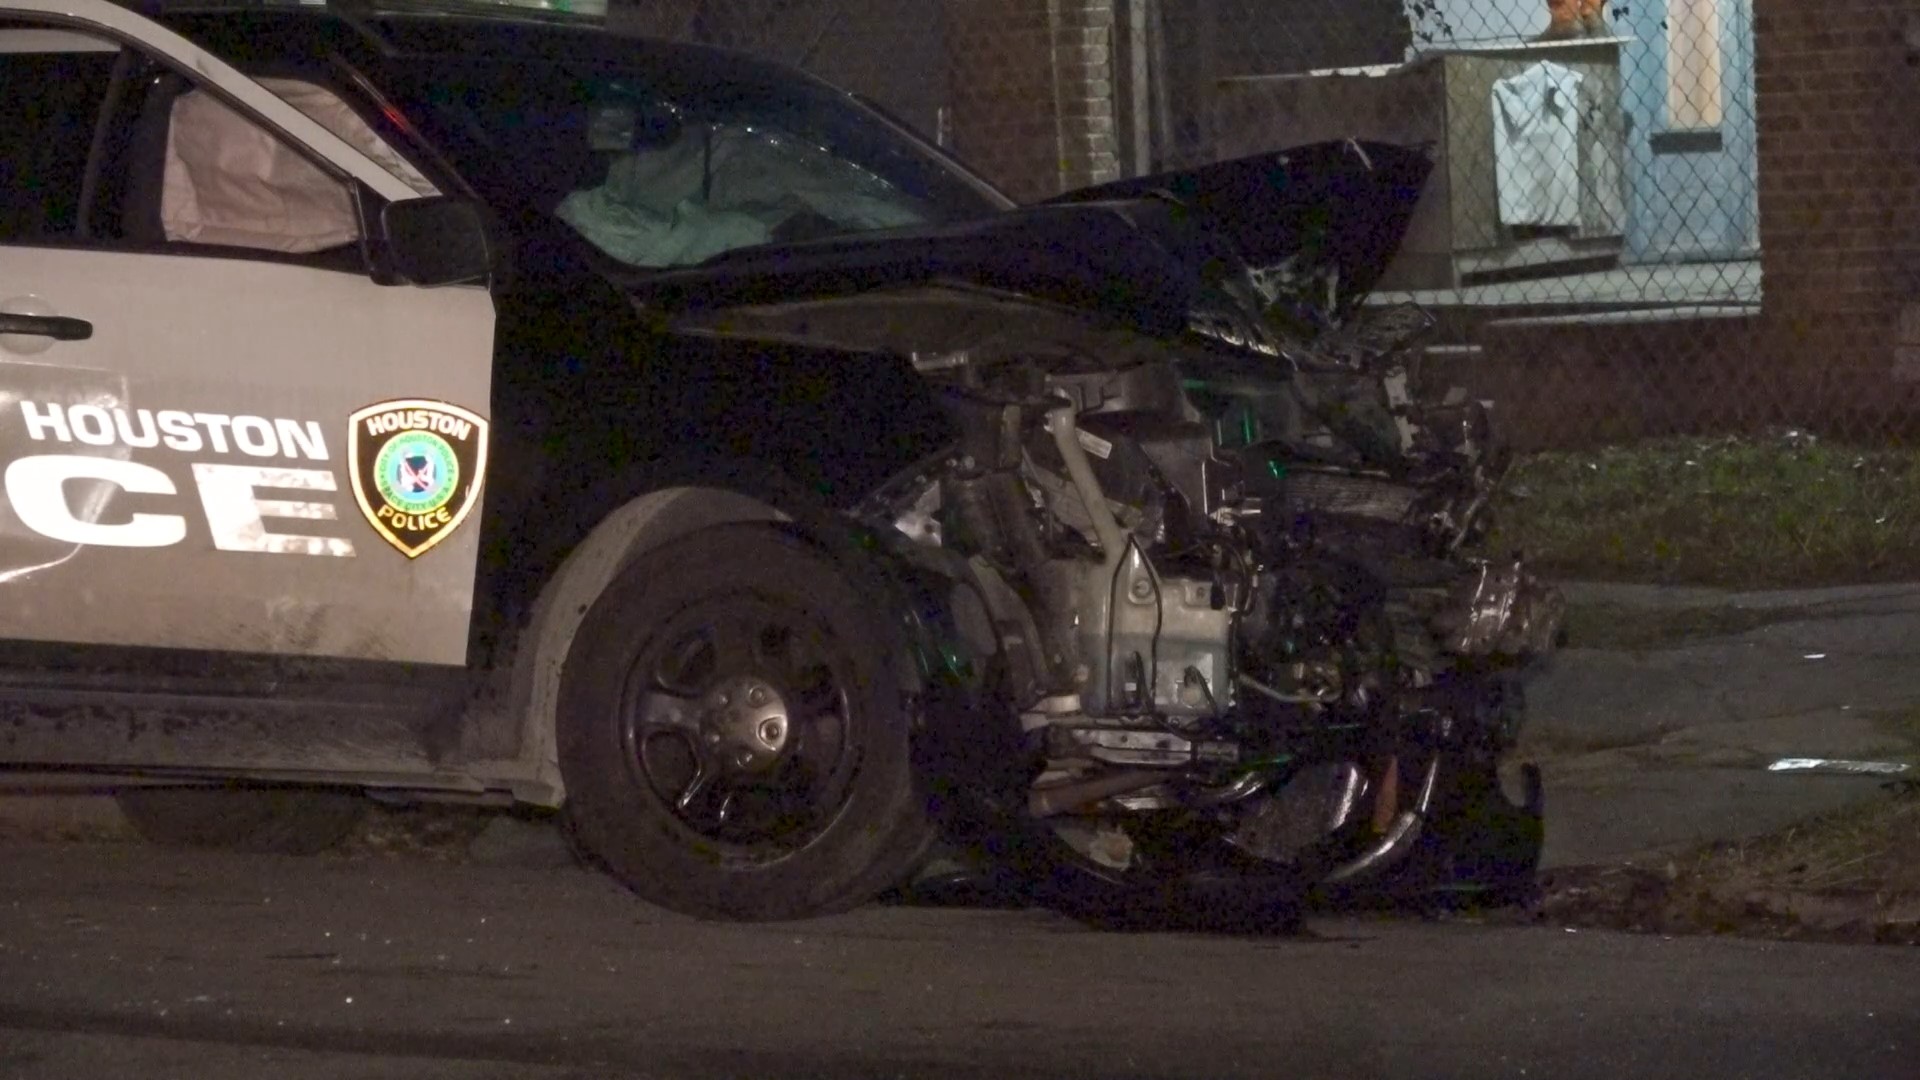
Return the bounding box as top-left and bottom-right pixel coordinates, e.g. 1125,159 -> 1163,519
0,313 -> 93,341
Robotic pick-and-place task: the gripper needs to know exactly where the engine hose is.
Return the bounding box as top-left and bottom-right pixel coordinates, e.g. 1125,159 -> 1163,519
985,471 -> 1051,572
1044,405 -> 1128,559
949,477 -> 1008,565
1322,755 -> 1440,884
1029,770 -> 1166,818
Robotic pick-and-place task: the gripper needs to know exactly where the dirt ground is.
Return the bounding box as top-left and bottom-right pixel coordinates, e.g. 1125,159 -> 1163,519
1528,783 -> 1920,945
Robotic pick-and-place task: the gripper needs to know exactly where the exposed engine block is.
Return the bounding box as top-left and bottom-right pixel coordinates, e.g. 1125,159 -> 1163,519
889,347 -> 1561,815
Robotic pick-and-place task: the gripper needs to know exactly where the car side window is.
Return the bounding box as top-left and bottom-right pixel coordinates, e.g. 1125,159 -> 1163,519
0,27 -> 119,241
0,19 -> 374,267
148,79 -> 363,256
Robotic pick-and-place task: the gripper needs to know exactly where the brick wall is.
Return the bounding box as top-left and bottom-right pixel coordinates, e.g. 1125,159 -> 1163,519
941,0 -> 1120,200
939,1 -> 1410,195
1752,0 -> 1920,432
1053,0 -> 1122,189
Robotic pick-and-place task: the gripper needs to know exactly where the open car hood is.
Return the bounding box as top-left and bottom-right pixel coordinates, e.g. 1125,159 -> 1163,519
1043,139 -> 1433,324
632,140 -> 1432,350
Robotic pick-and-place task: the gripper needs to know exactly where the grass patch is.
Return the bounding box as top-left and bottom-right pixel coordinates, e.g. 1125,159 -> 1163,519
1488,435 -> 1920,588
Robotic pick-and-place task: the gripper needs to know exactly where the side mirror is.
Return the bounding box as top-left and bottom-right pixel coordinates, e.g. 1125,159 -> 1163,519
376,196 -> 493,287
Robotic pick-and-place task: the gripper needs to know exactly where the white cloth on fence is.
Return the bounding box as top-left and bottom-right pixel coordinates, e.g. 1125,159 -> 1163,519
1491,61 -> 1585,229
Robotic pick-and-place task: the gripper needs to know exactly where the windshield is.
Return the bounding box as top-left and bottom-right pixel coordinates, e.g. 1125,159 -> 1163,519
385,57 -> 1009,269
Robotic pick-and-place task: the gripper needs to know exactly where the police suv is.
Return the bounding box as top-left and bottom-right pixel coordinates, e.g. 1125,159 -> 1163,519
1,0 -> 1542,923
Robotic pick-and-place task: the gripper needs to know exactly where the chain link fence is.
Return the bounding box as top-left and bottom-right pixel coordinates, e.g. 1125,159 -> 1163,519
532,0 -> 1916,582
1199,0 -> 1781,456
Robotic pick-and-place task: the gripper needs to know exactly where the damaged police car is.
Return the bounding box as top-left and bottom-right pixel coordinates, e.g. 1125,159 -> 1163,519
0,0 -> 1561,920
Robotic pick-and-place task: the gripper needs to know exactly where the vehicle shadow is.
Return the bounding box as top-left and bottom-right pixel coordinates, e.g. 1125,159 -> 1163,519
879,832 -> 1543,938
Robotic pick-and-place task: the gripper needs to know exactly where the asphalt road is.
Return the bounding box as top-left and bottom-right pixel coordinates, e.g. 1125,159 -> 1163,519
2,841 -> 1916,1080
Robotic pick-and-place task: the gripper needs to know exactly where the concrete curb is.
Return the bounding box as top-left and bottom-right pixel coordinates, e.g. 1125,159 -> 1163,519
1558,580 -> 1920,614
0,789 -> 576,868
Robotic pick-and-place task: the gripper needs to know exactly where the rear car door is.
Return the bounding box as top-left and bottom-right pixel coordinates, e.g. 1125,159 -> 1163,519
0,1 -> 494,667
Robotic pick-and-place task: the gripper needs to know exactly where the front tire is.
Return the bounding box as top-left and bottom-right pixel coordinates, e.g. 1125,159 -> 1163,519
557,524 -> 933,921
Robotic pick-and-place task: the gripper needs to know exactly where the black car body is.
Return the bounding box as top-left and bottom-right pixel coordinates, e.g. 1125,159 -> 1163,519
0,0 -> 1559,921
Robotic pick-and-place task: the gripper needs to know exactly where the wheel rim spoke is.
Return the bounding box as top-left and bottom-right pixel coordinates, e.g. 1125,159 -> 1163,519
619,593 -> 860,856
672,755 -> 719,813
632,690 -> 703,736
707,611 -> 766,674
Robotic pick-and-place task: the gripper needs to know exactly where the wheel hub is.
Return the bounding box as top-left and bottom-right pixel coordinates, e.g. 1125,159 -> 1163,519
702,676 -> 790,774
622,600 -> 856,849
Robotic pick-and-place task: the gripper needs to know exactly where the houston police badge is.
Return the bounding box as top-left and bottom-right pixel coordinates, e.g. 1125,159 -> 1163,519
347,399 -> 489,559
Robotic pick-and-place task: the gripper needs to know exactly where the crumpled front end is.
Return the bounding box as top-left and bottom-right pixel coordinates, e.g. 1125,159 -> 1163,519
667,133 -> 1559,907
1436,557 -> 1568,662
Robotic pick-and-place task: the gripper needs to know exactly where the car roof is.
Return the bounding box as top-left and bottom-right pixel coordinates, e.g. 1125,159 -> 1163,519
123,0 -> 824,89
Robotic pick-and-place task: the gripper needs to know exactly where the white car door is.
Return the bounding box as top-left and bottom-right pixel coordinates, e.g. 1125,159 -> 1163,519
0,2 -> 495,666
